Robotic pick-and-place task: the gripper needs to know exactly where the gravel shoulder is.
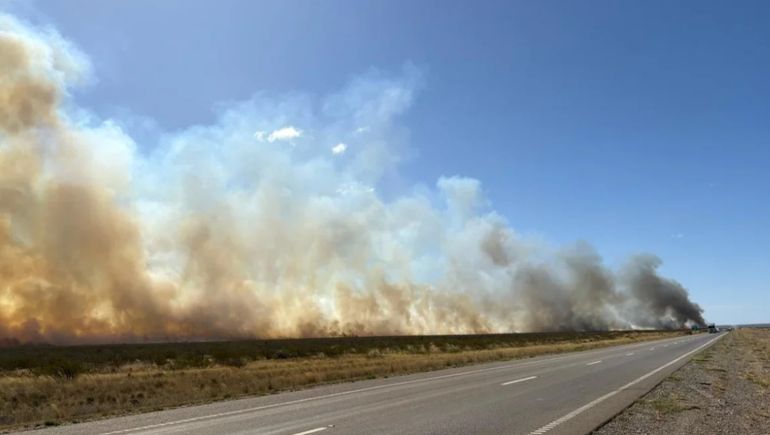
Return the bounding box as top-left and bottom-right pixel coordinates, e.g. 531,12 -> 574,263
594,329 -> 770,435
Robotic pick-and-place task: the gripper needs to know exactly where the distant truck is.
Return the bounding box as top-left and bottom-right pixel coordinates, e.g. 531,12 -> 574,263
708,323 -> 719,333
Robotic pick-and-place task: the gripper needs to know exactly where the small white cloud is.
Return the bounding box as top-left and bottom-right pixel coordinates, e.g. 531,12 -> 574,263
331,143 -> 347,155
354,126 -> 370,134
267,126 -> 302,142
671,233 -> 685,239
253,131 -> 266,141
336,182 -> 374,195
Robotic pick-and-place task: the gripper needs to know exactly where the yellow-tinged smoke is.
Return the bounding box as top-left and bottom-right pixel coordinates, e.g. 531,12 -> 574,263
0,15 -> 704,344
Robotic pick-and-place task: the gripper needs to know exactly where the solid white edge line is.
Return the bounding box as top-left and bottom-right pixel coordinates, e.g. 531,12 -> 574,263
501,375 -> 538,386
527,334 -> 724,435
98,334 -> 692,435
292,427 -> 330,435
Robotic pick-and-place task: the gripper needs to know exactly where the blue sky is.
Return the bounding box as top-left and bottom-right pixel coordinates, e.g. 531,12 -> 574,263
5,0 -> 769,324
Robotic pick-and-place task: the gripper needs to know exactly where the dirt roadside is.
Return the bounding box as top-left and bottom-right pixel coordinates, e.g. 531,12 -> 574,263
594,329 -> 770,435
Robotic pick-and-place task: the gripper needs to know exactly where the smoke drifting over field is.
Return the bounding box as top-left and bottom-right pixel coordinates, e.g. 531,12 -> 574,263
0,15 -> 704,344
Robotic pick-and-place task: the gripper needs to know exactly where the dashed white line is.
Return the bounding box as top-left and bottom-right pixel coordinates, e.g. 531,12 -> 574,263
293,427 -> 332,435
501,375 -> 538,386
625,352 -> 635,356
586,360 -> 602,366
527,334 -> 724,435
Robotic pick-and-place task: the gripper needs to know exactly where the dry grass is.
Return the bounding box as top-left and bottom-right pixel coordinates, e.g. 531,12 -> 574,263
646,394 -> 699,415
736,328 -> 770,389
0,330 -> 685,430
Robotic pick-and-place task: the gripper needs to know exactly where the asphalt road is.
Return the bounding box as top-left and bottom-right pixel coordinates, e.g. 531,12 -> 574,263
24,332 -> 724,435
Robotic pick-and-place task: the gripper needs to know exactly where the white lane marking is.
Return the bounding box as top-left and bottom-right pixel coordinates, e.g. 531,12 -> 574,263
527,334 -> 724,435
586,360 -> 602,366
625,352 -> 634,356
501,375 -> 538,386
649,347 -> 656,350
293,427 -> 331,435
99,335 -> 688,435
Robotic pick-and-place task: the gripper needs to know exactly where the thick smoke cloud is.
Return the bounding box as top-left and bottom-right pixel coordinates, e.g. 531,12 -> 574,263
0,15 -> 705,344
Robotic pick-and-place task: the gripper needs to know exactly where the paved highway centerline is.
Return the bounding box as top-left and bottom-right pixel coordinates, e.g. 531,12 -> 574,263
501,376 -> 538,386
292,426 -> 332,435
527,334 -> 724,435
585,360 -> 602,366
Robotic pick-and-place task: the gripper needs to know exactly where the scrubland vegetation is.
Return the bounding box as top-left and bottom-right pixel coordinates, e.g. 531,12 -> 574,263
0,330 -> 686,429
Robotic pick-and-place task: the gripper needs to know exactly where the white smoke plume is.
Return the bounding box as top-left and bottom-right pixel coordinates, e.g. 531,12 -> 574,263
0,14 -> 704,344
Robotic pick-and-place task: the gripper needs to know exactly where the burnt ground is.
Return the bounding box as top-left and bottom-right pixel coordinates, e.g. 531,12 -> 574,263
594,328 -> 770,435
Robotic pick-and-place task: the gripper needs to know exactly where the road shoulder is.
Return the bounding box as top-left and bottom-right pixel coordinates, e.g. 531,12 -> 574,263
593,329 -> 770,435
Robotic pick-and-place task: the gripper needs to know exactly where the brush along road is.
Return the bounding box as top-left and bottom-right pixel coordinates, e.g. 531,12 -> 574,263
25,333 -> 723,435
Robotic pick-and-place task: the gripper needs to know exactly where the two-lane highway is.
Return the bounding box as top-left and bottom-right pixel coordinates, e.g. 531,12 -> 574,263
26,333 -> 724,435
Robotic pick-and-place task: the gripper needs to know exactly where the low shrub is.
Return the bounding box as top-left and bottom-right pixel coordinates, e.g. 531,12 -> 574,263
35,359 -> 85,380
